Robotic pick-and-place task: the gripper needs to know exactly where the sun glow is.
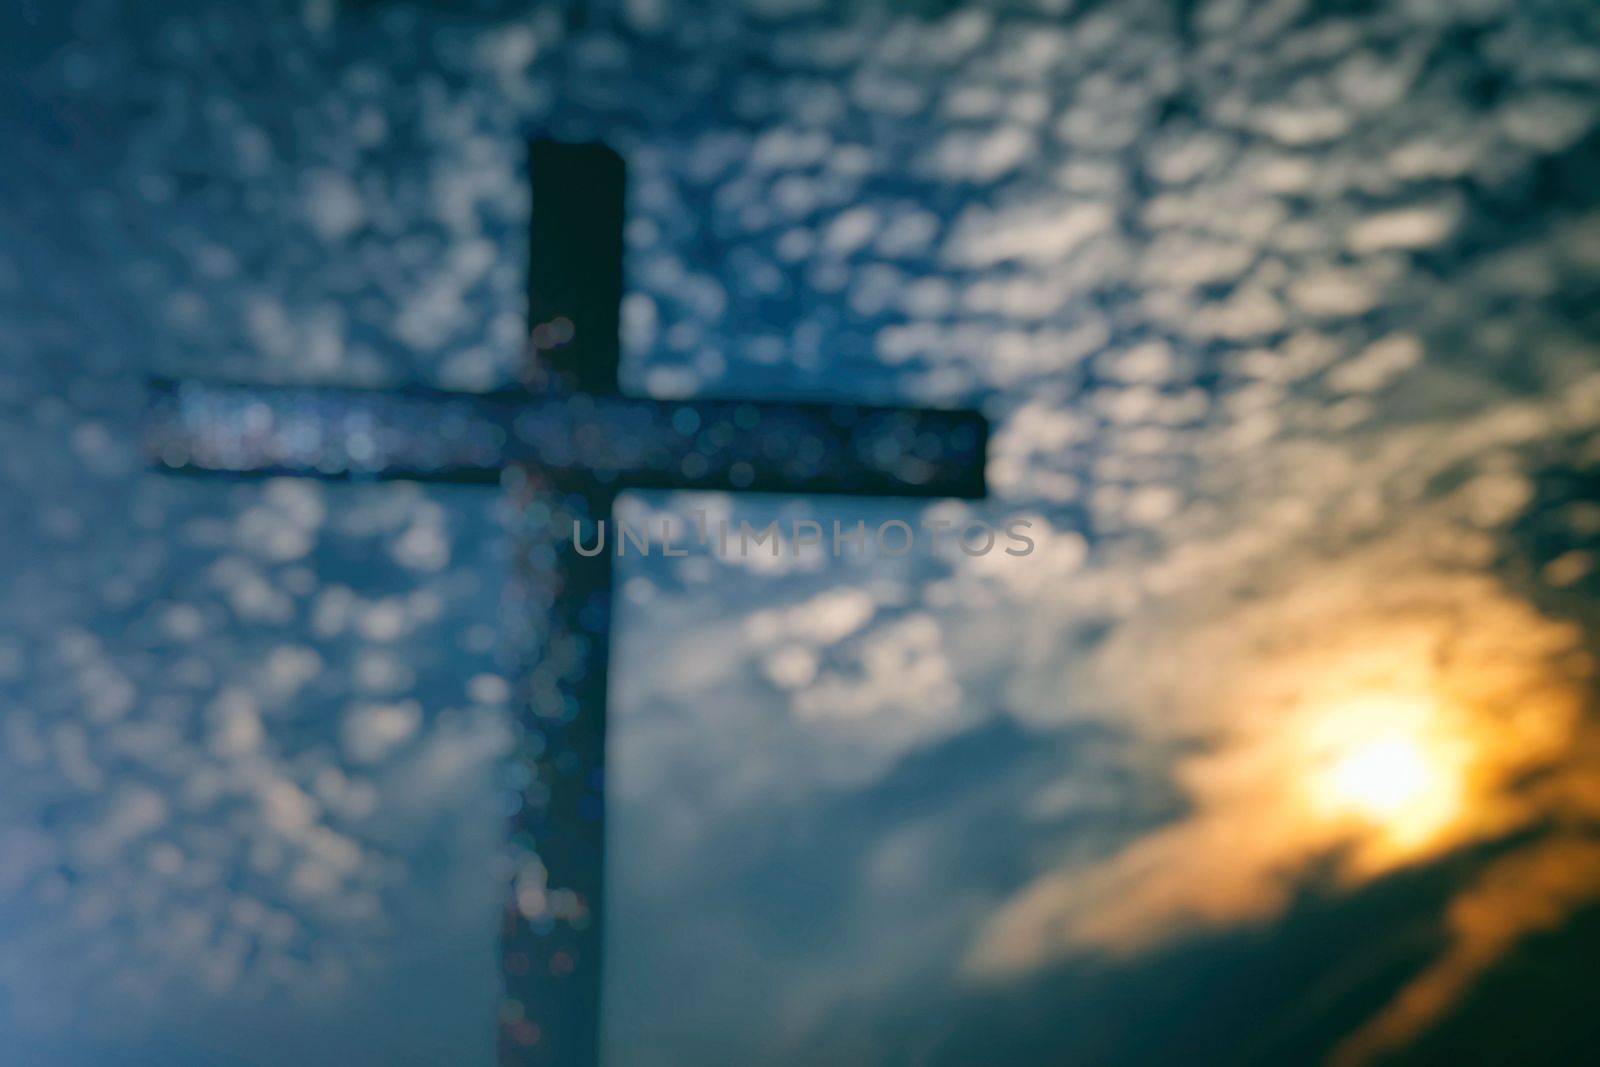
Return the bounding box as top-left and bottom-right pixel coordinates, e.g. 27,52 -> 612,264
971,558 -> 1595,1067
1305,695 -> 1470,854
1325,735 -> 1438,817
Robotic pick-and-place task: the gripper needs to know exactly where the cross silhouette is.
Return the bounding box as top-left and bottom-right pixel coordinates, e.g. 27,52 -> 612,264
145,141 -> 989,1067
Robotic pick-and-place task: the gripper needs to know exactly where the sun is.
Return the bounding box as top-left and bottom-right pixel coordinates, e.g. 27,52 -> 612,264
1304,695 -> 1471,855
1325,734 -> 1441,819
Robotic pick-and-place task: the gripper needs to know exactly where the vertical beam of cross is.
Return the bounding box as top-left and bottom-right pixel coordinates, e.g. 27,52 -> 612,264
498,142 -> 624,1067
143,140 -> 989,1067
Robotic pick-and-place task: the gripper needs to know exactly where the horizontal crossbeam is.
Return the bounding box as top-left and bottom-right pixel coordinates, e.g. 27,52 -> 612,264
145,378 -> 988,499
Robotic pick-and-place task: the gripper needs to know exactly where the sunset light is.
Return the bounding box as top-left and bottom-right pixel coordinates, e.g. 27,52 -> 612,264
1306,695 -> 1471,855
1325,735 -> 1439,820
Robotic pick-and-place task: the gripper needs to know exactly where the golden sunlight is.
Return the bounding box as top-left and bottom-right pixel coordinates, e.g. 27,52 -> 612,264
1325,736 -> 1436,817
968,554 -> 1595,1067
1303,695 -> 1471,855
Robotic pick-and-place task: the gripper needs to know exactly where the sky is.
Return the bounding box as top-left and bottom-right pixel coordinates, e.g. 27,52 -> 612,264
4,0 -> 1600,1064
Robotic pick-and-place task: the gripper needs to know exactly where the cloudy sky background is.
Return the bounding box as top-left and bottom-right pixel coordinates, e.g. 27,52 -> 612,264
4,0 -> 1600,1063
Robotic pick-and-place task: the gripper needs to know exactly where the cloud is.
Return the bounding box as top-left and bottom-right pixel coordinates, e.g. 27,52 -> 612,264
967,554 -> 1591,974
1330,836 -> 1600,1067
958,362 -> 1600,1059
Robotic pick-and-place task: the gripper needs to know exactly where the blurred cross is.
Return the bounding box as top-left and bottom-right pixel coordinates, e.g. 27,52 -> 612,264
146,141 -> 988,1067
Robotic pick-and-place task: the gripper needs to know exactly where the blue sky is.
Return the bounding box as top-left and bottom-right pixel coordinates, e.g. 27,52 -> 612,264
5,1 -> 1600,1064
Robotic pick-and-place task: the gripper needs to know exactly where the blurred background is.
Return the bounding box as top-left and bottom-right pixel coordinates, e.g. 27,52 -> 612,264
4,0 -> 1600,1064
